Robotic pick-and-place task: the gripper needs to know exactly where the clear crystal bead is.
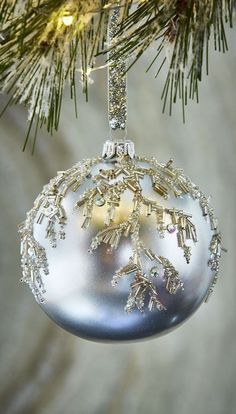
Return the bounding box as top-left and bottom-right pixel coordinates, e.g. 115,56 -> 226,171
28,247 -> 36,259
167,223 -> 176,233
95,195 -> 105,207
150,266 -> 159,277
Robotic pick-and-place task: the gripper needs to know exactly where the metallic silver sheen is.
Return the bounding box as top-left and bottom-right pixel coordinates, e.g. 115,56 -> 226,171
33,161 -> 214,342
102,140 -> 135,159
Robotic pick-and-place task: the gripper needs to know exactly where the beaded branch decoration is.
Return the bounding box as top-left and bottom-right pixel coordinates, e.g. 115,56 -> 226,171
19,141 -> 222,313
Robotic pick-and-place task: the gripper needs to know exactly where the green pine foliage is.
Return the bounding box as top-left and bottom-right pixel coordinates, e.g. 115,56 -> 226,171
0,1 -> 234,150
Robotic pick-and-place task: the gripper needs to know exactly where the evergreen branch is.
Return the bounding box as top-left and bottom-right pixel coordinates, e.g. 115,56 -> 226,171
0,1 -> 126,150
108,0 -> 234,118
0,0 -> 234,150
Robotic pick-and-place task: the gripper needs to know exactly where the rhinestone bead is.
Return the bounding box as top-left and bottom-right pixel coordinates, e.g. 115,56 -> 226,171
150,266 -> 159,277
95,195 -> 105,207
28,247 -> 36,258
167,223 -> 176,233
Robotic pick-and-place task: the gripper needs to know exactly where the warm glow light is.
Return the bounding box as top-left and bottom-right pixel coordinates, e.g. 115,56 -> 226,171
62,15 -> 74,26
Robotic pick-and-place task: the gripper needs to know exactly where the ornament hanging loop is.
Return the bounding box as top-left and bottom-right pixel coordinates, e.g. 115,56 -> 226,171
104,5 -> 134,159
108,6 -> 127,136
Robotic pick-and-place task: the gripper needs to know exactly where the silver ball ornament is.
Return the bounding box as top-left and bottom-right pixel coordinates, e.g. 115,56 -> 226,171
19,141 -> 222,342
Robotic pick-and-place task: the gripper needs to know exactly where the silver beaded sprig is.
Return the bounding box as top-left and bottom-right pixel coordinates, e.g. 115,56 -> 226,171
75,154 -> 202,313
19,157 -> 101,303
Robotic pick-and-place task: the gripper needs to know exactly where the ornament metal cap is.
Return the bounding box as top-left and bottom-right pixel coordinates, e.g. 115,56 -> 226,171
102,140 -> 135,159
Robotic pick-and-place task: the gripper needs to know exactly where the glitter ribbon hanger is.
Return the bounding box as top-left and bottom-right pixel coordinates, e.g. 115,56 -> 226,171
103,5 -> 134,159
108,6 -> 127,131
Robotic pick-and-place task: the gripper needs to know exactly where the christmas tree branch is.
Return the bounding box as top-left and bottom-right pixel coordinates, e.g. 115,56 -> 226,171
107,0 -> 234,119
0,1 -> 234,150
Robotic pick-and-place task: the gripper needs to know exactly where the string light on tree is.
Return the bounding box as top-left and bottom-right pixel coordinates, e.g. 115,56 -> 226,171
61,13 -> 74,27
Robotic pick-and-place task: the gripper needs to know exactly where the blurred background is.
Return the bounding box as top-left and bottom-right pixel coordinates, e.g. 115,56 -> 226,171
0,28 -> 235,414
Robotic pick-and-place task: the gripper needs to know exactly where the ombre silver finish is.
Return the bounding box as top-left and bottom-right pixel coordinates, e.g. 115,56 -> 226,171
32,160 -> 214,342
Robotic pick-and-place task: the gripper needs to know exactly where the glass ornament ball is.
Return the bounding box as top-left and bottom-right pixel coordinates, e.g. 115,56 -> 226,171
19,141 -> 222,342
